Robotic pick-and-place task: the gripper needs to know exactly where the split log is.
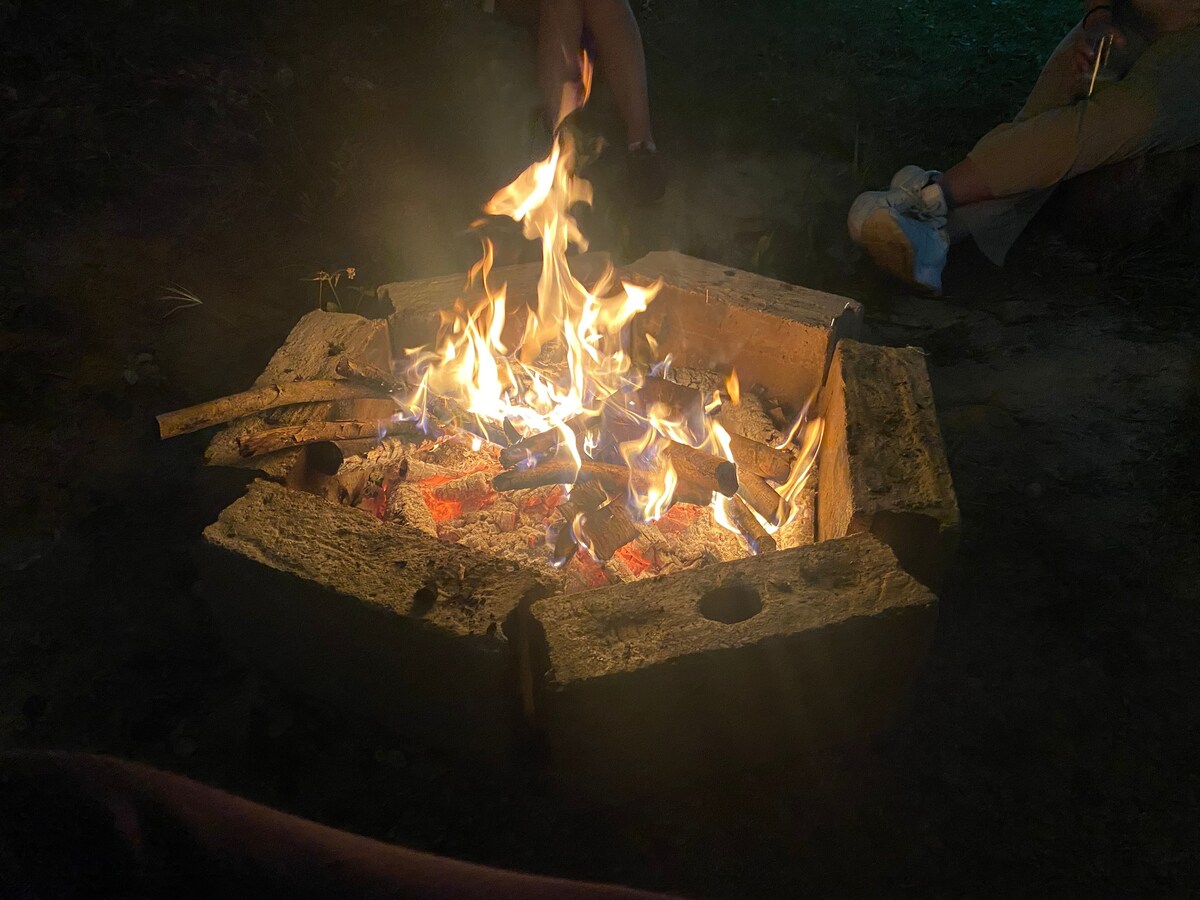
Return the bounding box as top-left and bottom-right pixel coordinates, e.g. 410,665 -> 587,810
737,470 -> 784,527
552,481 -> 610,566
664,442 -> 738,498
725,495 -> 777,554
491,459 -> 629,494
157,380 -> 380,439
237,419 -> 421,458
727,432 -> 793,482
557,480 -> 610,524
498,414 -> 596,468
578,500 -> 639,561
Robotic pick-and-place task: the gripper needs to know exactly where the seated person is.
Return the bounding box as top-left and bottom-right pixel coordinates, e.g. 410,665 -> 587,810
848,1 -> 1200,294
496,0 -> 666,204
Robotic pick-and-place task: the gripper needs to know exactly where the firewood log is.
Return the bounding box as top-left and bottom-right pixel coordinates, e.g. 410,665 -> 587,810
737,470 -> 784,527
497,414 -> 596,468
491,459 -> 629,493
236,419 -> 421,458
157,380 -> 380,439
577,500 -> 639,561
725,495 -> 777,554
664,442 -> 738,498
727,432 -> 793,482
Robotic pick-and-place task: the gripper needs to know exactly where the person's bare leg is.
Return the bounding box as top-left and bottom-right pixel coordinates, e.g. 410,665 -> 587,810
938,158 -> 995,208
538,0 -> 584,130
581,0 -> 654,147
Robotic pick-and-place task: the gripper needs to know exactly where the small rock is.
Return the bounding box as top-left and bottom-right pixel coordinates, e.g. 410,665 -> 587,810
1025,481 -> 1044,499
275,65 -> 295,89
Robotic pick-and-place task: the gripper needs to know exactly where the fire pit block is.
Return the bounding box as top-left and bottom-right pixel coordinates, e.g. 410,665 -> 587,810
530,532 -> 936,798
819,339 -> 959,587
199,480 -> 547,760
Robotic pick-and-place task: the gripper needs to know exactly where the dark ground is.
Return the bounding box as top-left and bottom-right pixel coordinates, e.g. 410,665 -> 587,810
2,0 -> 1199,896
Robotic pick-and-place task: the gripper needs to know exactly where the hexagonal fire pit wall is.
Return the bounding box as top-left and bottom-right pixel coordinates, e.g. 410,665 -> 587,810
197,252 -> 958,798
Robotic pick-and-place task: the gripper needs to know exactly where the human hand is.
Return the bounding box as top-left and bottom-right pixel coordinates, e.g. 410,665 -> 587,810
1074,10 -> 1126,76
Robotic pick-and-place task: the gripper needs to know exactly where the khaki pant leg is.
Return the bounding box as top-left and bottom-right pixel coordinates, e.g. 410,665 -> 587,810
957,25 -> 1200,263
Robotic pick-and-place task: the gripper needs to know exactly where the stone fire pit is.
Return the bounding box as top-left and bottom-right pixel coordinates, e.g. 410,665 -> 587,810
196,251 -> 958,797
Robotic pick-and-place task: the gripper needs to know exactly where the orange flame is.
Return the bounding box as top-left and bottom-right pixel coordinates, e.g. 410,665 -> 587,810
395,52 -> 820,551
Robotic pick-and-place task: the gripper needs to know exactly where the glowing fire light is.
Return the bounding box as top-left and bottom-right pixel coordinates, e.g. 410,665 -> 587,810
393,52 -> 821,554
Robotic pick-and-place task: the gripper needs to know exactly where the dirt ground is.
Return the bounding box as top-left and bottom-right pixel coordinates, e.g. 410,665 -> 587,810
2,1 -> 1198,896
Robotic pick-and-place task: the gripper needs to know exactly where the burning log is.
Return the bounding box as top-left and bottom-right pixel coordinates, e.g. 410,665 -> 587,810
634,376 -> 708,419
557,480 -> 610,524
429,471 -> 493,504
236,419 -> 420,458
725,495 -> 778,554
578,500 -> 639,561
497,414 -> 595,468
727,432 -> 793,482
491,459 -> 629,494
157,380 -> 381,439
336,355 -> 508,445
664,442 -> 738,498
552,481 -> 609,565
737,470 -> 784,526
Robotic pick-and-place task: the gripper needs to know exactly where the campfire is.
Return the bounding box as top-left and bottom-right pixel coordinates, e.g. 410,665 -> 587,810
162,53 -> 820,594
157,56 -> 958,793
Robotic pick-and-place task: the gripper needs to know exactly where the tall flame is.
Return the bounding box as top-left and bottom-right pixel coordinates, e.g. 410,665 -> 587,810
395,52 -> 820,550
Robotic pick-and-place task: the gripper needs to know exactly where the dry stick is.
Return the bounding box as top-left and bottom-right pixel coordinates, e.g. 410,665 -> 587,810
726,494 -> 778,554
737,470 -> 785,527
665,441 -> 738,498
727,432 -> 794,482
157,380 -> 379,439
237,419 -> 422,458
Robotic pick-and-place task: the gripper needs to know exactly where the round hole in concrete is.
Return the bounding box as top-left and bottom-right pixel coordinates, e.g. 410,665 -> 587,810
698,582 -> 762,624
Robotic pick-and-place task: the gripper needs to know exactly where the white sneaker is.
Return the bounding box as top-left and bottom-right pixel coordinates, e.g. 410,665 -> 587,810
860,206 -> 950,295
847,165 -> 945,243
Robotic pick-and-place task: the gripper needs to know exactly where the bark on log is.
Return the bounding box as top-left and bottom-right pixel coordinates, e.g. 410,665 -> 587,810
737,470 -> 785,527
726,494 -> 778,554
491,459 -> 629,494
578,501 -> 639,561
664,442 -> 738,498
552,481 -> 611,566
237,419 -> 421,458
498,415 -> 596,468
728,432 -> 794,482
157,380 -> 380,439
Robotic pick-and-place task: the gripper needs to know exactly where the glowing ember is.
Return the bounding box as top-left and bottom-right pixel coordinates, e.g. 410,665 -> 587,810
386,51 -> 820,564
